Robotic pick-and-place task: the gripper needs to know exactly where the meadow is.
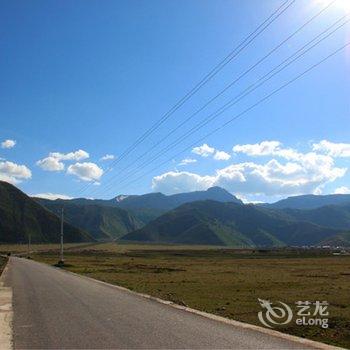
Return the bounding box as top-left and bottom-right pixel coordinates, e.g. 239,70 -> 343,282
3,242 -> 350,348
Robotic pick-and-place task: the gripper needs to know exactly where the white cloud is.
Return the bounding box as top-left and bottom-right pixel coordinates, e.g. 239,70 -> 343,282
212,154 -> 345,196
178,158 -> 197,166
0,161 -> 32,184
37,149 -> 89,172
192,143 -> 231,161
67,162 -> 103,182
233,140 -> 299,160
334,186 -> 350,194
32,193 -> 73,200
49,149 -> 89,161
1,139 -> 16,149
152,142 -> 346,196
36,157 -> 65,171
213,150 -> 231,161
152,171 -> 213,194
100,154 -> 115,161
312,140 -> 350,158
233,141 -> 281,156
192,143 -> 215,157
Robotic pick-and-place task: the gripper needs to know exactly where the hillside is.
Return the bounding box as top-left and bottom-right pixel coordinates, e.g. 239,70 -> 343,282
281,203 -> 350,230
37,199 -> 142,240
0,181 -> 93,243
320,232 -> 350,247
122,200 -> 340,247
35,186 -> 242,224
264,194 -> 350,210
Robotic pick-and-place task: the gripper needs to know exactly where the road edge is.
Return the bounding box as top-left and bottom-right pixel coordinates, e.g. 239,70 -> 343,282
0,257 -> 13,350
41,259 -> 343,350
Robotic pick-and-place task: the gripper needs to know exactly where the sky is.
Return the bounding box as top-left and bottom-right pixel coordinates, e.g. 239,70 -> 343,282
0,0 -> 349,203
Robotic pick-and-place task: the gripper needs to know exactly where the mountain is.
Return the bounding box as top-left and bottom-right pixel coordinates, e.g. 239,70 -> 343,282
122,200 -> 341,247
264,194 -> 350,210
280,203 -> 350,230
36,199 -> 142,241
34,187 -> 242,224
0,181 -> 93,243
113,187 -> 242,220
320,232 -> 350,247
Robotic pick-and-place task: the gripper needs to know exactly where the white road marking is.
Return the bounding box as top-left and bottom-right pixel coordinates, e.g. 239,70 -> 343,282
0,261 -> 13,350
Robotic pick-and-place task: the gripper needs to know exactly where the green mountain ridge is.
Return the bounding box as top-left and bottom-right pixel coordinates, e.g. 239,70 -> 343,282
122,200 -> 343,247
36,199 -> 143,240
0,181 -> 93,243
320,232 -> 350,247
280,204 -> 350,230
263,194 -> 350,210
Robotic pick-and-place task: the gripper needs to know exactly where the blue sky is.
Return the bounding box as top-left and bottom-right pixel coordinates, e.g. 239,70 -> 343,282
0,0 -> 349,202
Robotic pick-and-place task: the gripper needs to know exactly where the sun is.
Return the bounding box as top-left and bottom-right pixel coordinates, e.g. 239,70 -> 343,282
335,0 -> 350,11
316,0 -> 350,12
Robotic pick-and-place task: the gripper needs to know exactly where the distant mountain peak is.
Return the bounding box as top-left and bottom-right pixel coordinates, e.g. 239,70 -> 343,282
115,195 -> 129,202
264,193 -> 350,210
111,186 -> 242,213
206,186 -> 230,193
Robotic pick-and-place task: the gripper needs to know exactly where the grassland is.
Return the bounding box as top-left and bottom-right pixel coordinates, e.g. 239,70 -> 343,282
0,242 -> 100,255
7,242 -> 350,348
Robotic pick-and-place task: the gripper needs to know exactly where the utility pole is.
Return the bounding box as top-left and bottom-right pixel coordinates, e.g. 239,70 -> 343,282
27,233 -> 31,259
58,207 -> 64,266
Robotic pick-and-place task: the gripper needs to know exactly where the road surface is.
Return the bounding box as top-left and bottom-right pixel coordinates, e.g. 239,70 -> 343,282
3,257 -> 324,349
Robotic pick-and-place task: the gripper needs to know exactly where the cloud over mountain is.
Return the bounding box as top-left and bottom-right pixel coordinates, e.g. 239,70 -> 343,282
334,186 -> 350,194
32,193 -> 73,200
67,162 -> 103,182
0,160 -> 32,184
153,140 -> 347,196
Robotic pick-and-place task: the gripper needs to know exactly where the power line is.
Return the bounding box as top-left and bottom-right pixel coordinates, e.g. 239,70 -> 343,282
95,2 -> 341,197
100,18 -> 348,195
76,0 -> 295,197
104,41 -> 350,194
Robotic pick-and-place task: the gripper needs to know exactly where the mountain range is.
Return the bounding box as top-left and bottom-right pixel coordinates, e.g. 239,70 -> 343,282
122,200 -> 346,247
32,186 -> 242,242
36,186 -> 242,224
1,180 -> 350,247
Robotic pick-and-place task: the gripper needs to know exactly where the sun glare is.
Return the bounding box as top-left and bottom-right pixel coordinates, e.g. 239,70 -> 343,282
337,0 -> 350,11
316,0 -> 350,12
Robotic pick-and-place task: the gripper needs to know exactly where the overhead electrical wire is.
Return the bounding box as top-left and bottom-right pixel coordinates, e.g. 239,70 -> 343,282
76,0 -> 295,196
111,40 -> 350,193
93,2 -> 342,197
99,18 -> 348,195
94,0 -> 339,197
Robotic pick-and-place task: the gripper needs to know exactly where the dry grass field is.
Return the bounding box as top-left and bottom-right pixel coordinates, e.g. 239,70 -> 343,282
0,242 -> 100,255
4,242 -> 350,348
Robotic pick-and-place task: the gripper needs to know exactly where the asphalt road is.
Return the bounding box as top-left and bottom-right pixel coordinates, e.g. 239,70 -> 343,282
4,257 -> 322,349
